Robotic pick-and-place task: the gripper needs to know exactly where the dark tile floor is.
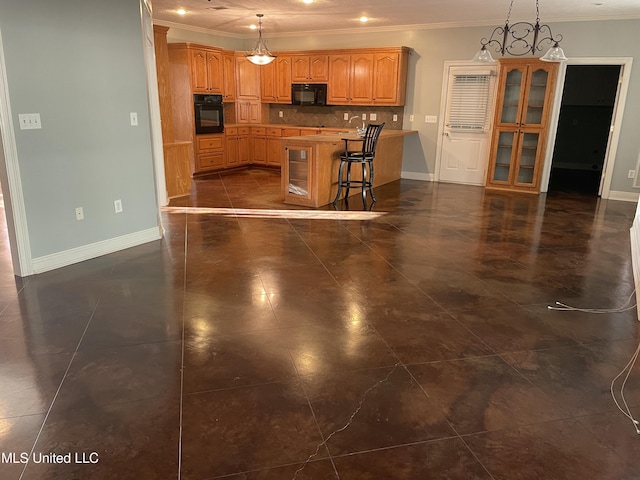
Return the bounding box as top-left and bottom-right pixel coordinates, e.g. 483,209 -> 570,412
1,169 -> 639,479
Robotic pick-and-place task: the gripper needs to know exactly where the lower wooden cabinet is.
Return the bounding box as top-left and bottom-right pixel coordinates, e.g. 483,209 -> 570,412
195,133 -> 225,173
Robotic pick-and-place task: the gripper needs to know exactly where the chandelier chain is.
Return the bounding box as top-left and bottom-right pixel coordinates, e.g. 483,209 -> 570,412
506,0 -> 514,24
536,0 -> 541,23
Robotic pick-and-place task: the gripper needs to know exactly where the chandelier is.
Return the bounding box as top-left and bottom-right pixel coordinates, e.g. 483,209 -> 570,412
246,14 -> 277,65
473,0 -> 567,62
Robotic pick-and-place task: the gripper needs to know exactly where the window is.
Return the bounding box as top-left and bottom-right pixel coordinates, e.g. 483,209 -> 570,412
446,71 -> 493,132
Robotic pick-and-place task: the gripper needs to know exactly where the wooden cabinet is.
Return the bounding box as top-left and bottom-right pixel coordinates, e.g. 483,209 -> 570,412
191,48 -> 223,94
291,55 -> 329,82
372,51 -> 409,105
222,53 -> 236,102
251,127 -> 267,165
235,56 -> 261,99
195,134 -> 225,173
486,59 -> 558,192
261,56 -> 292,104
236,100 -> 265,124
266,127 -> 283,167
328,53 -> 374,104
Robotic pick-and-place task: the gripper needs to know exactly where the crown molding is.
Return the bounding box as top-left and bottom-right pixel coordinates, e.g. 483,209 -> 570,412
152,19 -> 245,39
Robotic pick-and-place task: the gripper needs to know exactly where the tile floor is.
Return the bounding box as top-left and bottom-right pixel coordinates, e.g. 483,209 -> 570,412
1,169 -> 639,479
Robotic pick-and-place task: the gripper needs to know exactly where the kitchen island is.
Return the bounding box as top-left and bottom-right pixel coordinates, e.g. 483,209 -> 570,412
280,129 -> 417,207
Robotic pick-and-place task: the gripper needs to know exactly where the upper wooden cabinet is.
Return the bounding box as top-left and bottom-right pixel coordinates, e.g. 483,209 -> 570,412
222,53 -> 236,102
261,56 -> 292,104
235,56 -> 261,99
291,55 -> 329,82
190,48 -> 223,94
327,47 -> 409,106
328,53 -> 374,104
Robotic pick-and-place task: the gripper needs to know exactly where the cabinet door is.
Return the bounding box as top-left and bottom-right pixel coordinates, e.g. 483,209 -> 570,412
260,61 -> 277,102
236,57 -> 261,99
291,56 -> 310,82
206,51 -> 223,93
327,55 -> 351,103
248,101 -> 262,123
372,52 -> 399,105
513,128 -> 544,187
488,127 -> 519,185
283,146 -> 313,202
522,66 -> 553,127
238,135 -> 250,165
267,138 -> 283,166
226,135 -> 239,167
275,56 -> 292,103
497,65 -> 527,126
349,53 -> 374,104
309,55 -> 328,82
223,54 -> 236,102
191,49 -> 209,93
252,136 -> 267,165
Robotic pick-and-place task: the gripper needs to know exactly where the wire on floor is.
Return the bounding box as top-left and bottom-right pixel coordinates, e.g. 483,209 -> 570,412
548,289 -> 640,436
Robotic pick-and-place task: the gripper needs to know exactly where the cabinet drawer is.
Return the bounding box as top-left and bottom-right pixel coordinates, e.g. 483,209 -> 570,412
267,127 -> 282,136
282,128 -> 301,137
238,127 -> 251,135
300,128 -> 320,136
197,153 -> 224,170
197,135 -> 224,151
250,127 -> 266,135
225,127 -> 238,136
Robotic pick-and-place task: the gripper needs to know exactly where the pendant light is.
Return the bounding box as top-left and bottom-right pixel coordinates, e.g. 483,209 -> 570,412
473,0 -> 566,62
246,14 -> 276,66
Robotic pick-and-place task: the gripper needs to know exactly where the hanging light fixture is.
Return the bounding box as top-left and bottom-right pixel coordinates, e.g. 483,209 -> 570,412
246,14 -> 276,65
473,0 -> 567,62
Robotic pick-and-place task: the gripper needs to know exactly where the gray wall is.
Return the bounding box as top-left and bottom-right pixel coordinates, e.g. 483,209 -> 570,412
170,18 -> 640,192
0,0 -> 159,258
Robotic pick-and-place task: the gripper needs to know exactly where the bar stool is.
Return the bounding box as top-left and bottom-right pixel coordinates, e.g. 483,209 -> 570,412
332,123 -> 385,207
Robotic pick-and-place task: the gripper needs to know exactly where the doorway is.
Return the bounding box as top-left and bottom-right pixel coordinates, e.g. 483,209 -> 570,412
548,65 -> 621,195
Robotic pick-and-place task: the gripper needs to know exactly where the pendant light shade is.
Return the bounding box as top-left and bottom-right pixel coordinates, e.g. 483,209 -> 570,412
472,45 -> 496,63
246,14 -> 276,65
540,42 -> 567,62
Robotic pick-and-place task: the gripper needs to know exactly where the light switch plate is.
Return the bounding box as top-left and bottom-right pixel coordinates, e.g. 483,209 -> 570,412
130,112 -> 138,126
19,113 -> 41,130
425,115 -> 438,123
370,113 -> 377,121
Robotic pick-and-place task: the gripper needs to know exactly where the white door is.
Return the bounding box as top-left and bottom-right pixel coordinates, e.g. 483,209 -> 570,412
437,64 -> 497,186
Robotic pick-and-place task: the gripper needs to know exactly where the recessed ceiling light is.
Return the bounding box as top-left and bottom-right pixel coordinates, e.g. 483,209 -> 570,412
249,24 -> 258,30
177,8 -> 186,15
303,0 -> 314,3
359,16 -> 369,23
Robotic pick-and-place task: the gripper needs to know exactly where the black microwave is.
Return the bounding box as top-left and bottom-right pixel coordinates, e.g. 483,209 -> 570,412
291,83 -> 327,106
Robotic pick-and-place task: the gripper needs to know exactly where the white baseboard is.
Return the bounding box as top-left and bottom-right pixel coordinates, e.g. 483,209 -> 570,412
401,172 -> 435,182
607,190 -> 640,202
31,227 -> 162,274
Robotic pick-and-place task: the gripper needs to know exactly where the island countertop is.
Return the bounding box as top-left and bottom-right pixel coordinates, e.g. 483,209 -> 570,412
279,130 -> 418,207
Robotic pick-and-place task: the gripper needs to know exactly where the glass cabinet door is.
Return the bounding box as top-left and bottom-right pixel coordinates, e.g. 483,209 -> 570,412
491,129 -> 517,183
523,68 -> 549,126
285,147 -> 311,198
515,130 -> 540,186
500,68 -> 524,125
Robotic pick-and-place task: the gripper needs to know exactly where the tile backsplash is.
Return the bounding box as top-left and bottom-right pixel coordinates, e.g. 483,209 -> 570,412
267,105 -> 405,130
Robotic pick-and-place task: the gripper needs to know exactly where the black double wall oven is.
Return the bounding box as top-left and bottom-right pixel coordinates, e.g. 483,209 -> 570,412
194,94 -> 224,134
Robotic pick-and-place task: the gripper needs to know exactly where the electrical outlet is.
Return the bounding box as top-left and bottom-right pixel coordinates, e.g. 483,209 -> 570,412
278,111 -> 283,118
393,114 -> 398,122
343,113 -> 349,120
130,112 -> 138,126
75,207 -> 84,221
370,113 -> 377,121
628,170 -> 636,179
114,199 -> 123,213
361,113 -> 367,121
409,115 -> 414,122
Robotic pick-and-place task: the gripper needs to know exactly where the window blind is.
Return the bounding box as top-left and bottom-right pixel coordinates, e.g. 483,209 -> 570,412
446,73 -> 492,132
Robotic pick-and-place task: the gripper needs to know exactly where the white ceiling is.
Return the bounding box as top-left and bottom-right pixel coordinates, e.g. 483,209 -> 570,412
152,0 -> 640,36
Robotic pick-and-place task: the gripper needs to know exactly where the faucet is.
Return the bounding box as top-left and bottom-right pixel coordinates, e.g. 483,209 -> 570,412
349,116 -> 366,135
